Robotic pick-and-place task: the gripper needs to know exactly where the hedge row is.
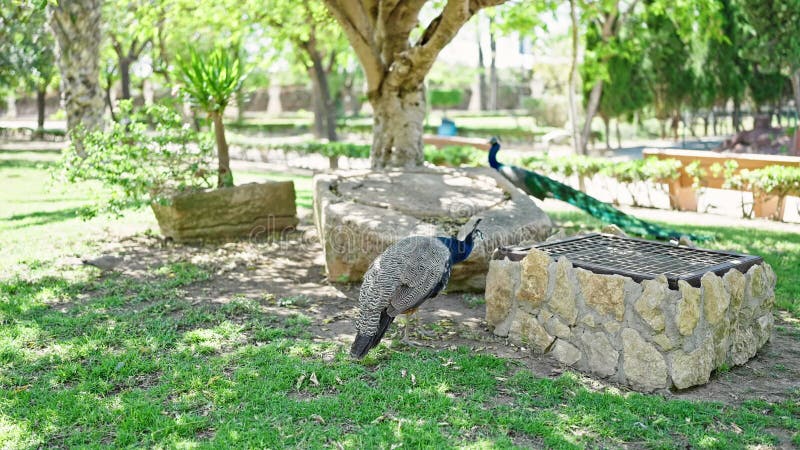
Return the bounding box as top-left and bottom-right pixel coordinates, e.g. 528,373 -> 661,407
265,141 -> 484,168
521,154 -> 800,206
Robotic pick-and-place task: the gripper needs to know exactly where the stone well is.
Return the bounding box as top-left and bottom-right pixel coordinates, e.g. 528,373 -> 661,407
485,236 -> 776,392
313,167 -> 552,292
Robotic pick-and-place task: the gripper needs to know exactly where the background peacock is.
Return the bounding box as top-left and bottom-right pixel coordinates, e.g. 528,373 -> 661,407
350,218 -> 483,359
488,138 -> 709,241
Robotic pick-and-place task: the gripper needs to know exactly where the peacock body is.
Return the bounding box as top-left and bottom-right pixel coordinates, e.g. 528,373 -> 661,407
488,139 -> 708,241
350,219 -> 482,359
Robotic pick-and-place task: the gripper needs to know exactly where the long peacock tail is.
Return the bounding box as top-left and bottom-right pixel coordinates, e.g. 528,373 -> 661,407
488,139 -> 711,242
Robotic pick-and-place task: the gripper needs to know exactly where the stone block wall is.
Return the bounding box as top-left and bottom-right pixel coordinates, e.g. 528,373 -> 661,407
485,248 -> 776,392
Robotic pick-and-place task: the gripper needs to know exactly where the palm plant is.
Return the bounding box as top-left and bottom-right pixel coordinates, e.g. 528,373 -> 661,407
177,47 -> 245,188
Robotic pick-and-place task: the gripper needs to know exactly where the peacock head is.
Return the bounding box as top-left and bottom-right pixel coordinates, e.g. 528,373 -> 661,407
446,218 -> 483,264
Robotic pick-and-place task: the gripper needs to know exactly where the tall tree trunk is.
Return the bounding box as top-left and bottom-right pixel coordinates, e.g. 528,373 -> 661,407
581,80 -> 604,154
104,81 -> 117,122
477,21 -> 487,111
712,107 -> 718,135
370,84 -> 426,169
790,70 -> 800,125
568,0 -> 583,155
309,68 -> 326,139
308,51 -> 338,142
211,112 -> 233,188
267,84 -> 282,116
119,57 -> 132,100
488,17 -> 498,111
36,87 -> 46,131
5,93 -> 16,118
615,119 -> 622,149
733,99 -> 742,132
602,115 -> 610,151
48,0 -> 105,149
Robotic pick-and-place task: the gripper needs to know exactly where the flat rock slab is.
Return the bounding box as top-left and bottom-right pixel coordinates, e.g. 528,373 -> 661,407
313,167 -> 552,292
152,181 -> 298,242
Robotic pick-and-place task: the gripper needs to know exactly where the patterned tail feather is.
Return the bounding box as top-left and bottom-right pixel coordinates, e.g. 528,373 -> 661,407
508,165 -> 711,242
350,309 -> 394,359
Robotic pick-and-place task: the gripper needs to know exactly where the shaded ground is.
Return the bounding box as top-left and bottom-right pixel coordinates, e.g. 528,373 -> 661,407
79,218 -> 800,407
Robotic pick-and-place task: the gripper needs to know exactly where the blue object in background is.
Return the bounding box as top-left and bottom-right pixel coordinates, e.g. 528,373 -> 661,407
437,118 -> 457,136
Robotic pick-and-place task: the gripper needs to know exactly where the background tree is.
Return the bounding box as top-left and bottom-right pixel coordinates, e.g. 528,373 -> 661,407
737,0 -> 800,120
706,0 -> 750,133
595,40 -> 651,149
48,0 -> 106,146
642,7 -> 696,139
0,2 -> 57,132
102,0 -> 159,101
576,0 -> 643,154
261,0 -> 351,142
322,0 -> 508,169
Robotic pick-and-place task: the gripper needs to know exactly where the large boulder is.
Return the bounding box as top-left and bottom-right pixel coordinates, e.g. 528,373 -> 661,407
152,181 -> 298,242
313,167 -> 552,292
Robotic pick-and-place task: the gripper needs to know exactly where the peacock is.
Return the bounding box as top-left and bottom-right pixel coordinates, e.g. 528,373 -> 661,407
350,218 -> 483,359
488,138 -> 709,241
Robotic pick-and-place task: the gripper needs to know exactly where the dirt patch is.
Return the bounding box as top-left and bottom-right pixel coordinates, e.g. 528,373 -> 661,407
85,220 -> 800,405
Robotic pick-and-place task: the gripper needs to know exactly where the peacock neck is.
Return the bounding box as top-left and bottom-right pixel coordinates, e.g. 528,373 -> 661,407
488,144 -> 501,169
438,235 -> 475,264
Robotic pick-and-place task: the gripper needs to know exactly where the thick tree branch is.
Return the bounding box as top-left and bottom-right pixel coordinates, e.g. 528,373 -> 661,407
387,0 -> 506,89
322,0 -> 383,91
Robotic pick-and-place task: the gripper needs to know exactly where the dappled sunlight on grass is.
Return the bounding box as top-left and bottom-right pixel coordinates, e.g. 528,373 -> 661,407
1,149 -> 799,447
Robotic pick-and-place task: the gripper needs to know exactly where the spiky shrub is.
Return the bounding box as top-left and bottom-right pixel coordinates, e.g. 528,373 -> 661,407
176,47 -> 245,188
59,100 -> 215,217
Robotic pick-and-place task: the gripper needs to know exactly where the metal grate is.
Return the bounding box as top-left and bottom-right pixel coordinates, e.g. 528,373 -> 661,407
495,233 -> 762,289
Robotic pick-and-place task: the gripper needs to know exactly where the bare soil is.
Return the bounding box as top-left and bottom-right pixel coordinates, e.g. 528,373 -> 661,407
91,220 -> 800,405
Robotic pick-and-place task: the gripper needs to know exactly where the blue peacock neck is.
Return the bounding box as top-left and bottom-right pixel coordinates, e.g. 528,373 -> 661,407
438,234 -> 476,265
488,142 -> 501,169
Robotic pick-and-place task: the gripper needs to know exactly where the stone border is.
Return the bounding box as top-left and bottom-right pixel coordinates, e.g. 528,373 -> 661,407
313,167 -> 553,291
485,248 -> 776,392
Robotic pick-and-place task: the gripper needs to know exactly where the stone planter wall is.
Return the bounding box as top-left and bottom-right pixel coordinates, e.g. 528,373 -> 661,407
313,167 -> 552,292
151,181 -> 297,242
485,248 -> 776,392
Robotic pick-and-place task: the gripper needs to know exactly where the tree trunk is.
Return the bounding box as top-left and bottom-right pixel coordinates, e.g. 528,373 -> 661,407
488,17 -> 498,111
5,93 -> 16,118
36,87 -> 47,131
477,21 -> 487,111
713,107 -> 719,135
615,119 -> 622,149
568,0 -> 583,155
581,80 -> 604,154
310,68 -> 326,139
370,84 -> 426,169
48,0 -> 105,149
790,70 -> 800,125
602,115 -> 610,151
267,84 -> 282,116
308,52 -> 338,142
119,57 -> 132,100
733,99 -> 742,132
212,112 -> 233,188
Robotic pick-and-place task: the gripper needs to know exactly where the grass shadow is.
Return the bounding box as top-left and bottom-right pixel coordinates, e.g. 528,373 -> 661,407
4,207 -> 85,228
0,158 -> 54,169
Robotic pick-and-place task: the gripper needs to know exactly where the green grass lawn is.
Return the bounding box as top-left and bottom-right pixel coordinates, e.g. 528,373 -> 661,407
1,151 -> 799,448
